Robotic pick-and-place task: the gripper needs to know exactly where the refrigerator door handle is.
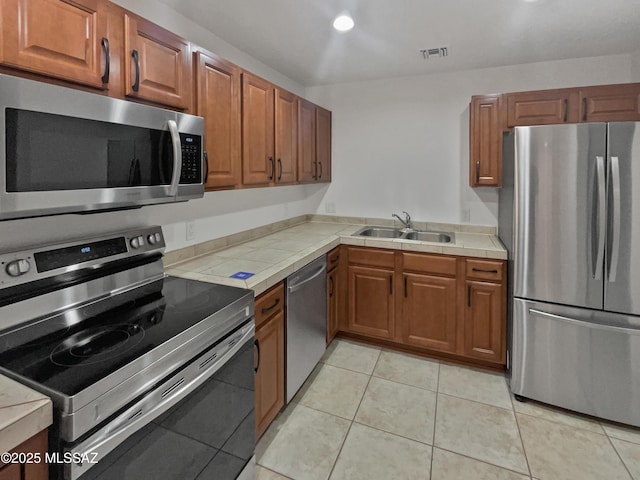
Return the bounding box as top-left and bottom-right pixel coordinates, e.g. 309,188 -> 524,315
529,308 -> 640,335
608,156 -> 621,282
594,156 -> 606,280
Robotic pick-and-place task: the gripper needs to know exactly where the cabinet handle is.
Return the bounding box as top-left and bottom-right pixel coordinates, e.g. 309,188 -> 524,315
467,285 -> 471,307
101,38 -> 110,84
268,157 -> 274,180
312,160 -> 318,180
404,275 -> 408,298
254,338 -> 260,373
582,97 -> 587,121
475,160 -> 480,184
472,268 -> 498,274
261,297 -> 280,314
131,50 -> 140,92
318,161 -> 323,179
277,158 -> 283,181
203,151 -> 209,184
389,274 -> 393,294
563,99 -> 568,122
329,255 -> 339,265
329,276 -> 334,296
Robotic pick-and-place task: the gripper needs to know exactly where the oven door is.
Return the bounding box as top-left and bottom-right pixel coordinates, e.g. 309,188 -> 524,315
0,73 -> 204,220
66,321 -> 255,480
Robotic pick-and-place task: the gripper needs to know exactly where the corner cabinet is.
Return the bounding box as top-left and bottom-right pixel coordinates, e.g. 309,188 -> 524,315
342,247 -> 507,367
123,12 -> 191,109
298,101 -> 332,183
469,95 -> 502,187
316,106 -> 332,182
194,50 -> 241,189
254,283 -> 285,439
0,0 -> 109,89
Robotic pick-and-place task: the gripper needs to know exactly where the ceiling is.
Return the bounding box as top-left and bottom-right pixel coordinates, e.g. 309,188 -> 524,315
157,0 -> 640,86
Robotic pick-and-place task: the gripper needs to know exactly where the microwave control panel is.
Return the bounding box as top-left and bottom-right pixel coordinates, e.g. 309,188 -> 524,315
180,133 -> 203,184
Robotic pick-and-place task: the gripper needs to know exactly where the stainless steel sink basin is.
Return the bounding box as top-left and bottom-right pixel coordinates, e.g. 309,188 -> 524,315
354,226 -> 404,238
404,231 -> 454,243
353,226 -> 454,243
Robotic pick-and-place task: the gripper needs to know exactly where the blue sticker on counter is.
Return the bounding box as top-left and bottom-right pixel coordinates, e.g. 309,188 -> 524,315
230,271 -> 254,279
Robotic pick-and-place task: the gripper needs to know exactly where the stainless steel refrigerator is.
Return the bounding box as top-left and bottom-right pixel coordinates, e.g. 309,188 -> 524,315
499,122 -> 640,427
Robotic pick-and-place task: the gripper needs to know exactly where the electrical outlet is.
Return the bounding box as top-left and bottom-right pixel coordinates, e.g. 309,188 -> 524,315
325,202 -> 336,213
462,208 -> 471,223
186,221 -> 196,241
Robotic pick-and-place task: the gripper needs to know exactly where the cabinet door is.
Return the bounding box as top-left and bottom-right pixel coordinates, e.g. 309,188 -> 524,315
297,99 -> 317,183
242,72 -> 274,185
274,89 -> 297,184
506,89 -> 577,126
255,309 -> 285,439
580,84 -> 640,122
124,13 -> 190,109
400,273 -> 457,353
469,94 -> 502,187
0,464 -> 20,480
195,51 -> 241,189
316,106 -> 332,182
348,265 -> 394,339
464,280 -> 505,364
1,0 -> 108,88
327,267 -> 339,343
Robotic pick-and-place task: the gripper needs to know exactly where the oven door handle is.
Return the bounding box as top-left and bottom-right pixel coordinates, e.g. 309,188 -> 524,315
167,119 -> 182,197
65,322 -> 255,480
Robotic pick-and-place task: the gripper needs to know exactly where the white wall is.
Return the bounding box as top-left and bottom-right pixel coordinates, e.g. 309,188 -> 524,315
306,54 -> 634,227
631,51 -> 640,81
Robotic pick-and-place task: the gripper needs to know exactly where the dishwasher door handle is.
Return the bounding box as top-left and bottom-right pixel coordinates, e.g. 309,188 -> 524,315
288,264 -> 327,294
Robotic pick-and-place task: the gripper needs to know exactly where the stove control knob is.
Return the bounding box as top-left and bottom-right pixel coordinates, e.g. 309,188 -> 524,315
130,237 -> 140,249
6,259 -> 31,277
148,234 -> 157,245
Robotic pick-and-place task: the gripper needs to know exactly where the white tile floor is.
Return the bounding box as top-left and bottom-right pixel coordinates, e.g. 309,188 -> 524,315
256,339 -> 640,480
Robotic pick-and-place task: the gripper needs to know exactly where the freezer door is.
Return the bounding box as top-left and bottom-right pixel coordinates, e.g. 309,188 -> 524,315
605,123 -> 640,315
511,298 -> 640,427
513,124 -> 606,309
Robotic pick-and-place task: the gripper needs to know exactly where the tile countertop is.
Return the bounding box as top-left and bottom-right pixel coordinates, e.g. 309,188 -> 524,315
0,375 -> 52,454
166,220 -> 507,297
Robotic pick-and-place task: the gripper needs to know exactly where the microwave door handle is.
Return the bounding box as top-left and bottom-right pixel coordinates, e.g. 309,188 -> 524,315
167,120 -> 181,197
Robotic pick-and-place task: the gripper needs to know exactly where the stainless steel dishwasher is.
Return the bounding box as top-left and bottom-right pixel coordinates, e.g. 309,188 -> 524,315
286,256 -> 327,403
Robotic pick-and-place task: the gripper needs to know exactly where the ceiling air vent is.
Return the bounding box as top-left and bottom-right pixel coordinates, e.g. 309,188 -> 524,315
420,47 -> 448,59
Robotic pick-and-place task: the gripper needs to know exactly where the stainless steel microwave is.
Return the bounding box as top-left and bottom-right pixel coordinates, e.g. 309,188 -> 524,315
0,73 -> 205,220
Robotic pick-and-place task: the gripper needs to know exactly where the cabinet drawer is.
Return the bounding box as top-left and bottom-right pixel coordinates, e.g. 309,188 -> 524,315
255,282 -> 284,328
348,247 -> 394,268
402,253 -> 456,276
327,247 -> 340,272
466,259 -> 504,281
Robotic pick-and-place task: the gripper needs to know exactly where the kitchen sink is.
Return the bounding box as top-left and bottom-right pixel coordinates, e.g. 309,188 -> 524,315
355,227 -> 404,238
353,226 -> 454,243
404,231 -> 454,243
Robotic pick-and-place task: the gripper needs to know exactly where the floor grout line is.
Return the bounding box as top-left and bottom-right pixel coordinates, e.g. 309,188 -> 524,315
433,445 -> 534,478
511,393 -> 534,478
429,362 -> 441,480
602,431 -> 635,479
324,348 -> 382,480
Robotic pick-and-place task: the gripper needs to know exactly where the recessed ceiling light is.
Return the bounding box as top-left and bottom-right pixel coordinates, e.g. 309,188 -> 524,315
333,14 -> 354,32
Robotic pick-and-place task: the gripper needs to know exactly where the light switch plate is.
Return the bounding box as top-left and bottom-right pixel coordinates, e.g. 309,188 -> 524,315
186,221 -> 196,241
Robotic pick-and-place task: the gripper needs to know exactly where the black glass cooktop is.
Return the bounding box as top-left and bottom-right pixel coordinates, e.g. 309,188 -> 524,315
0,276 -> 252,397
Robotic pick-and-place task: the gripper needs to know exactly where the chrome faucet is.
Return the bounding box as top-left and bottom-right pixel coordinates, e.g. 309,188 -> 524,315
392,211 -> 413,230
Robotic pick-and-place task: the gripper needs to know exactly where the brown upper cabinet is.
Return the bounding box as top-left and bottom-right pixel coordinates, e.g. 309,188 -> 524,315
506,89 -> 579,127
298,100 -> 331,183
123,12 -> 191,110
0,0 -> 109,89
242,72 -> 275,185
579,84 -> 640,122
194,50 -> 241,189
274,88 -> 298,185
316,106 -> 332,182
469,94 -> 502,187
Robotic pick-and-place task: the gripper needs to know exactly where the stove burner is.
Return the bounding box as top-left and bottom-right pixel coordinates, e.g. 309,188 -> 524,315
50,323 -> 145,367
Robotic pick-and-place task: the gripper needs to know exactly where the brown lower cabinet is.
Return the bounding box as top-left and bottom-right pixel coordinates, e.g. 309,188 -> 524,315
327,247 -> 341,343
344,247 -> 507,367
254,282 -> 285,439
0,430 -> 48,480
